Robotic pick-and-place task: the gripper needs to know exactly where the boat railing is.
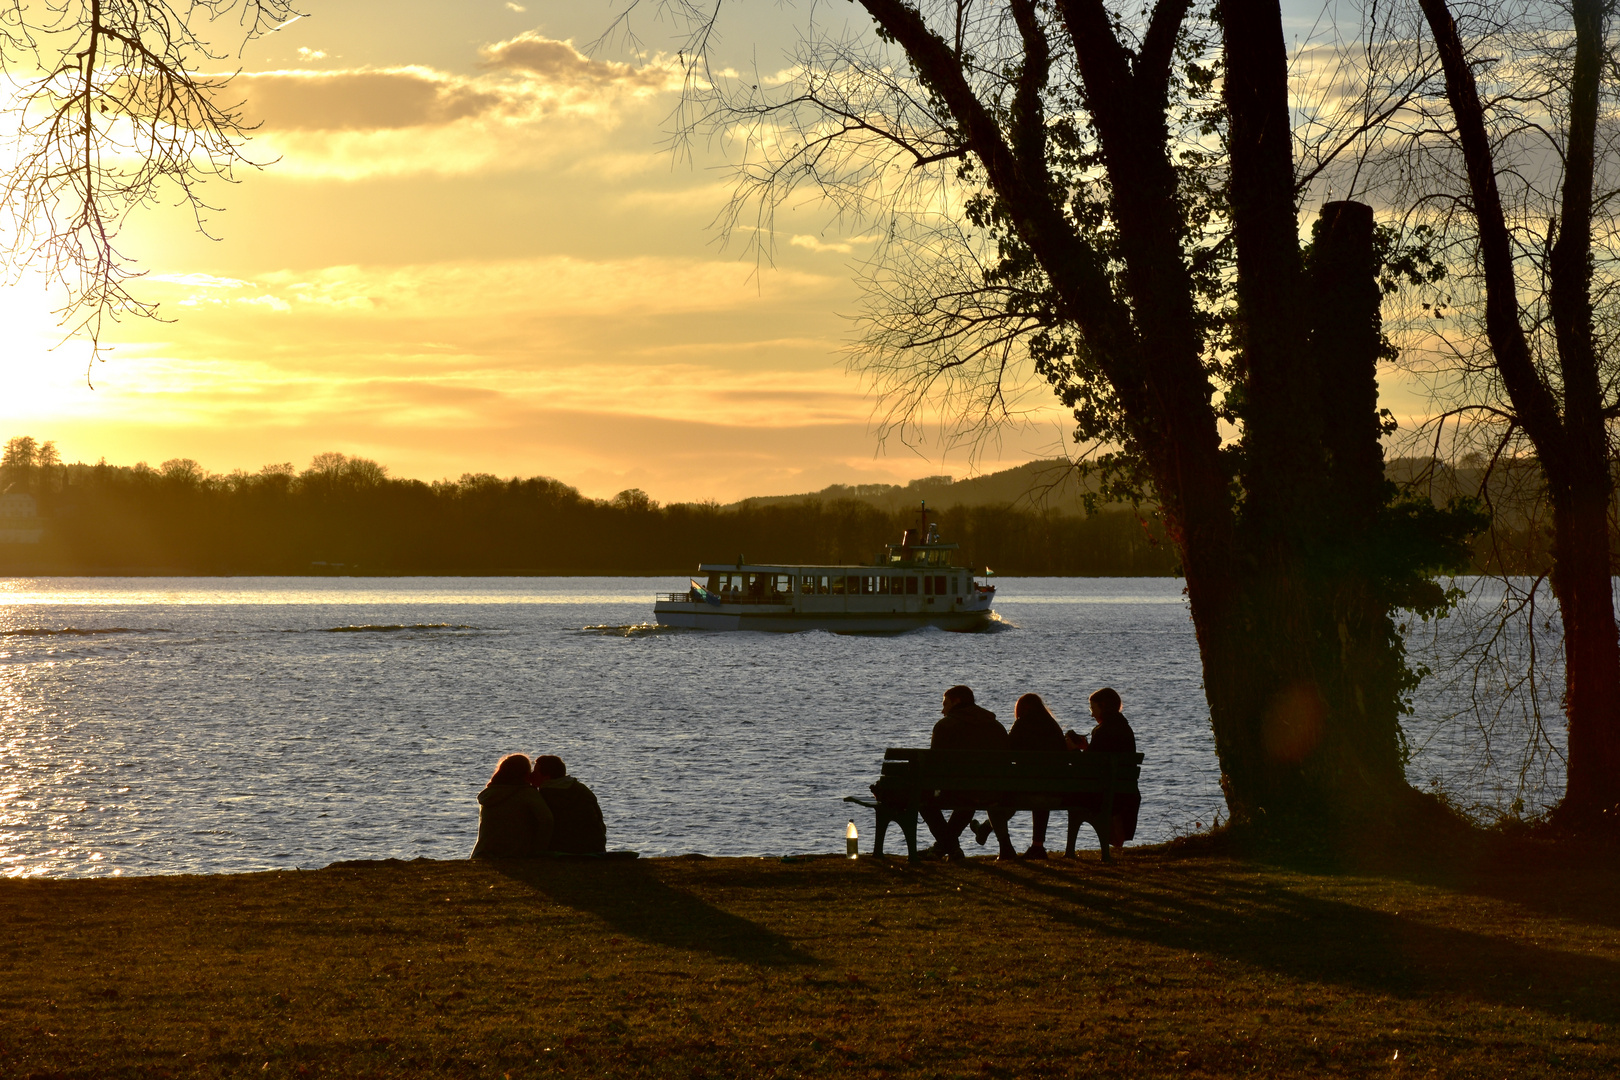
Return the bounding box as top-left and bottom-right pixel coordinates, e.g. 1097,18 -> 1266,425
657,590 -> 791,605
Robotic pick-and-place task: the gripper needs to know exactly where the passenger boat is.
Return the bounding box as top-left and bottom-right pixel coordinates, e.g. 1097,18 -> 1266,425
653,504 -> 996,632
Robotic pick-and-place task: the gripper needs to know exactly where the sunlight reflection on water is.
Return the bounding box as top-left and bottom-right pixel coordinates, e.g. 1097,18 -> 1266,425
0,575 -> 1567,877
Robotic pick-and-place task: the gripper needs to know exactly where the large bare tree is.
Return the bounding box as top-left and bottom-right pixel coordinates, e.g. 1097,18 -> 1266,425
1385,0 -> 1620,828
650,0 -> 1483,831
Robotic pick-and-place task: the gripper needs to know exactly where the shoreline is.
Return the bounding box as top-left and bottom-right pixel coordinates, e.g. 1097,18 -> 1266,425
0,568 -> 1182,579
4,844 -> 1614,1078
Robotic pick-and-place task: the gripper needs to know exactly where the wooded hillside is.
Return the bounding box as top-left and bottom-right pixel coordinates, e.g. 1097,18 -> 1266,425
0,445 -> 1176,575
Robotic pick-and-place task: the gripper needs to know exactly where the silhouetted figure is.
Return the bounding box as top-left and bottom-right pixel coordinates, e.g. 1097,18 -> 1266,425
1006,692 -> 1067,857
1076,687 -> 1140,849
917,685 -> 1016,860
529,755 -> 607,854
471,753 -> 554,859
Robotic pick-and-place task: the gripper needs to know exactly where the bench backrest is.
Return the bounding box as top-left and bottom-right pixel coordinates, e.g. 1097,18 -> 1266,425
877,748 -> 1142,793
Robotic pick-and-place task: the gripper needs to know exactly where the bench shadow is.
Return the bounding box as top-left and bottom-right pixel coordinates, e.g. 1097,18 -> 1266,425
981,860 -> 1620,1024
491,860 -> 814,968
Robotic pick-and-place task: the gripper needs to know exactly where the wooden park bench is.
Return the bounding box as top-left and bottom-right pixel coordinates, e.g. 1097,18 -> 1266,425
844,748 -> 1144,863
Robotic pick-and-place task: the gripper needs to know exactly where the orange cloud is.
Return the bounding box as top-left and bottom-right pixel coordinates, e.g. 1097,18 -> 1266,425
231,36 -> 679,139
477,32 -> 678,90
235,68 -> 503,131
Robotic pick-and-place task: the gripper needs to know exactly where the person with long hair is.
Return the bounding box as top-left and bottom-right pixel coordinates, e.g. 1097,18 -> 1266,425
470,753 -> 554,858
1005,692 -> 1068,857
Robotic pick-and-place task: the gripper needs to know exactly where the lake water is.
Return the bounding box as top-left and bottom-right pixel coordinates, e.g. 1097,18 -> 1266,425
0,576 -> 1566,878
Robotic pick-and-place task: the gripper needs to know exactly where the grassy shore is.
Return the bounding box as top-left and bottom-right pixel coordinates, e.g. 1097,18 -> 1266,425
2,840 -> 1616,1078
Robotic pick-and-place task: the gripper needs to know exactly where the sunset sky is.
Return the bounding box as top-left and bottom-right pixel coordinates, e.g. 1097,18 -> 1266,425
0,0 -> 1411,502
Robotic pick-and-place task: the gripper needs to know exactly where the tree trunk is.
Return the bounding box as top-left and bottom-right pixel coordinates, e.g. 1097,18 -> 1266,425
1213,5 -> 1410,824
1421,0 -> 1620,827
1550,474 -> 1620,823
1202,202 -> 1409,826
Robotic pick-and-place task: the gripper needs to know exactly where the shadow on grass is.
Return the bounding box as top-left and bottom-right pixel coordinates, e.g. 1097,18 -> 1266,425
978,859 -> 1620,1024
491,859 -> 815,968
1411,836 -> 1620,934
1174,799 -> 1620,934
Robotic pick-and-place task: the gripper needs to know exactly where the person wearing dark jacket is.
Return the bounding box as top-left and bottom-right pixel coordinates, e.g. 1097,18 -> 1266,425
1077,686 -> 1140,848
529,755 -> 607,854
1004,692 -> 1068,857
471,753 -> 554,858
1085,686 -> 1137,754
917,685 -> 1017,860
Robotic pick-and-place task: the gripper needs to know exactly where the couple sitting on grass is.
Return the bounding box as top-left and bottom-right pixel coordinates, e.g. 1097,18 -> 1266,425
917,684 -> 1139,862
470,753 -> 607,858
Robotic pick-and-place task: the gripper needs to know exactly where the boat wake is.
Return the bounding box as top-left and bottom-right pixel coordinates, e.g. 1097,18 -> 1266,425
317,623 -> 475,633
579,622 -> 692,638
2,627 -> 156,637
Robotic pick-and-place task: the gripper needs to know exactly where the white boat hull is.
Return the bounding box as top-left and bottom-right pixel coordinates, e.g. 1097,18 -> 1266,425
653,599 -> 995,633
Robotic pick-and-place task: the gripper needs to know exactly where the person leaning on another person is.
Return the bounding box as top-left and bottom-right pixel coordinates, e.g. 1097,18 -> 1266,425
528,755 -> 607,854
470,753 -> 554,859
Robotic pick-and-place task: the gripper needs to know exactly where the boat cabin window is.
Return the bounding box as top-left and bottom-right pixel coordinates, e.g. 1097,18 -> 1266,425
906,576 -> 919,595
846,575 -> 861,595
950,576 -> 959,595
774,574 -> 793,594
831,575 -> 846,595
800,575 -> 814,595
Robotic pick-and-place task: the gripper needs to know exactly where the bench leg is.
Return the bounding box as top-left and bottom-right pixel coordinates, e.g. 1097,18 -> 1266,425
1098,793 -> 1114,863
870,807 -> 921,861
897,809 -> 920,863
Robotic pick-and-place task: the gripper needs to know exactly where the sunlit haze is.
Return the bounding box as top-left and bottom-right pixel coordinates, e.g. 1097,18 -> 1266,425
0,0 -> 1423,502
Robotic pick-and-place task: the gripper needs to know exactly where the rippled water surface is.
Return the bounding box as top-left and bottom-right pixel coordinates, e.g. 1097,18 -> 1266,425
0,576 -> 1562,877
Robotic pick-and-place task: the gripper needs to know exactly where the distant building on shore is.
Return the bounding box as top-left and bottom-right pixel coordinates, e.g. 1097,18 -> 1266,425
0,491 -> 43,544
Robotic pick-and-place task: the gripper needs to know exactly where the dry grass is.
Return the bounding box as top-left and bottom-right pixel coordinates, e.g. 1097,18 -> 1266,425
1,841 -> 1616,1078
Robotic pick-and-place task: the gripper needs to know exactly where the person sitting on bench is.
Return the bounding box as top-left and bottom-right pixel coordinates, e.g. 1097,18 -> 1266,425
916,685 -> 1016,860
1076,687 -> 1140,850
529,755 -> 607,854
1003,692 -> 1067,858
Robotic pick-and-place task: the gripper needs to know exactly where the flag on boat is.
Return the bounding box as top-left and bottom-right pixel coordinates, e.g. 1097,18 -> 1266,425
691,579 -> 723,606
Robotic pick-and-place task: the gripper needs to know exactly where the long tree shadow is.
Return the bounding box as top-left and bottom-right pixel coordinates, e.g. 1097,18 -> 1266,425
492,859 -> 814,968
1196,814 -> 1620,933
1384,837 -> 1620,934
979,860 -> 1620,1023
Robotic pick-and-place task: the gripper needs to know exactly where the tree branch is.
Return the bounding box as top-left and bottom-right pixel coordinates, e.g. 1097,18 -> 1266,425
1416,0 -> 1568,461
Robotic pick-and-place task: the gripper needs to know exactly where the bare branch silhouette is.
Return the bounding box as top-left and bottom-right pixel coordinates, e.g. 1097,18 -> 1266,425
0,0 -> 300,369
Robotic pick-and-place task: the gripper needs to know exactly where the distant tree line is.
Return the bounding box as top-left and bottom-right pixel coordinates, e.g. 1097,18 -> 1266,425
0,441 -> 1179,575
